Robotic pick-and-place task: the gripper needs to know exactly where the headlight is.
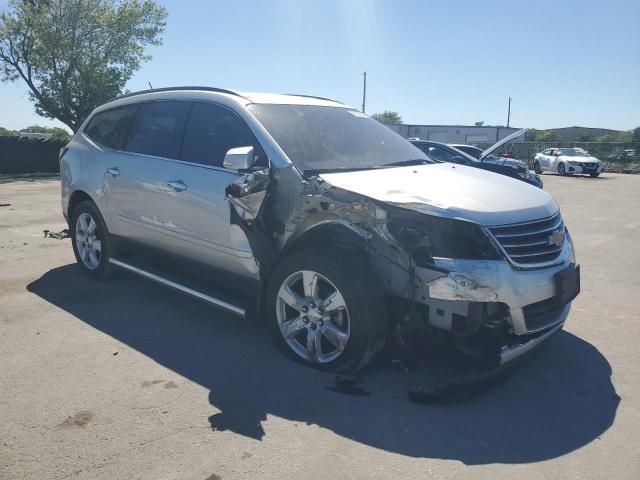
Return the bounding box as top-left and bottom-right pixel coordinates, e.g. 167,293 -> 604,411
387,210 -> 502,263
568,160 -> 581,165
518,170 -> 531,179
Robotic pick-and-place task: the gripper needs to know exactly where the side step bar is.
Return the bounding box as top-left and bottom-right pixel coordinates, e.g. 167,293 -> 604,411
109,258 -> 246,317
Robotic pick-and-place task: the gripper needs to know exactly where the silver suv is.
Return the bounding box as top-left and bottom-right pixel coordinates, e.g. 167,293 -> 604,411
60,87 -> 580,373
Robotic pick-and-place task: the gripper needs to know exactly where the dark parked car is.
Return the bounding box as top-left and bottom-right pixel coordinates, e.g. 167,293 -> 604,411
411,130 -> 543,189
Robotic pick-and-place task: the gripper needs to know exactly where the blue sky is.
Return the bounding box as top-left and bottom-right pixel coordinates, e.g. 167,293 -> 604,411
1,0 -> 638,131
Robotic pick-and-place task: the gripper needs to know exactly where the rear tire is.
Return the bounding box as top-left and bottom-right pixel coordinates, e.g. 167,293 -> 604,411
557,163 -> 566,176
266,247 -> 387,373
534,161 -> 542,174
70,200 -> 115,279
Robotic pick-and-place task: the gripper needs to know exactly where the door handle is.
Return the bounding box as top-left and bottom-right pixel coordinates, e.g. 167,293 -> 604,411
167,180 -> 187,192
106,167 -> 120,177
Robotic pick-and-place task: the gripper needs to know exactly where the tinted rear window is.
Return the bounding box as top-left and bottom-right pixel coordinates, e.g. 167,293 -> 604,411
84,105 -> 138,149
124,101 -> 190,159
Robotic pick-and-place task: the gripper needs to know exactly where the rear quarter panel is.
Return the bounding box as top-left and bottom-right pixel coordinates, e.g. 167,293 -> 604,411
61,134 -> 112,229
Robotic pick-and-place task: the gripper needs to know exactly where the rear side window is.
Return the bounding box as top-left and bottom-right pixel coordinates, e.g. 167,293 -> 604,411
84,105 -> 138,149
124,101 -> 190,159
181,102 -> 266,167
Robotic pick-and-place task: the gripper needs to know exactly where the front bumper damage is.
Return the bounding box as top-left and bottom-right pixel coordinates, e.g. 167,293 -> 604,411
387,240 -> 576,399
225,167 -> 576,397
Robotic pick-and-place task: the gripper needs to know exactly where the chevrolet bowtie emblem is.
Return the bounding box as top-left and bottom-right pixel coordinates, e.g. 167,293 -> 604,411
548,229 -> 564,247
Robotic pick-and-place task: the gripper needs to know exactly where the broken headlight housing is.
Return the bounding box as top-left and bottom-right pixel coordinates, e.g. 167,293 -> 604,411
387,210 -> 502,264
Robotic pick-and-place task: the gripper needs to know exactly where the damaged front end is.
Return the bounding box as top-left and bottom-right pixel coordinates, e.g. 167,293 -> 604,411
224,161 -> 569,390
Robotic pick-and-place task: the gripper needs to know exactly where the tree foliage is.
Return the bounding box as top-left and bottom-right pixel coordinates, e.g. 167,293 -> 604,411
0,0 -> 167,132
371,111 -> 403,125
20,124 -> 71,140
0,126 -> 18,136
528,129 -> 557,142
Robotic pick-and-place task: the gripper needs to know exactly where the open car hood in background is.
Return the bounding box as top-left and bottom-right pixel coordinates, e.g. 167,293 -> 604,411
480,128 -> 528,161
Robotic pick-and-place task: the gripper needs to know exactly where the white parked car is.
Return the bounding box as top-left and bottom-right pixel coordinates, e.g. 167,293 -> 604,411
534,147 -> 603,177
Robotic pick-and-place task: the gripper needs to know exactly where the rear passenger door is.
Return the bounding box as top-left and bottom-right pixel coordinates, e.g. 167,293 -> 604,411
103,101 -> 190,251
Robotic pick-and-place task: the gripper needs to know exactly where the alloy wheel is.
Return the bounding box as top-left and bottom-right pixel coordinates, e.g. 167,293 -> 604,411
276,270 -> 351,364
75,212 -> 102,270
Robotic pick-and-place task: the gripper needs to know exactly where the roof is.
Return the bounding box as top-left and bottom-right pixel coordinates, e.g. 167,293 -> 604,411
106,86 -> 346,108
392,123 -> 522,129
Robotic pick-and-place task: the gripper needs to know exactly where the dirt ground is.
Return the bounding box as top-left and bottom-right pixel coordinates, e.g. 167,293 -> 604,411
1,173 -> 639,480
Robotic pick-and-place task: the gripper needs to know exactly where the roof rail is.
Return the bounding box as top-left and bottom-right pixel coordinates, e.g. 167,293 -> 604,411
283,93 -> 344,104
107,86 -> 246,103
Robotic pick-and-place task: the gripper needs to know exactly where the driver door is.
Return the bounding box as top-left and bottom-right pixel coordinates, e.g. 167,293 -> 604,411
158,101 -> 268,275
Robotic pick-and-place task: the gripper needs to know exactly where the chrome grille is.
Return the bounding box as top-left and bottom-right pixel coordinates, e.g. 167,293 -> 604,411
487,212 -> 565,267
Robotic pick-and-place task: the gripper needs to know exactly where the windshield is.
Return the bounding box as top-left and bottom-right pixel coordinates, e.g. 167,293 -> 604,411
248,104 -> 430,172
559,148 -> 589,156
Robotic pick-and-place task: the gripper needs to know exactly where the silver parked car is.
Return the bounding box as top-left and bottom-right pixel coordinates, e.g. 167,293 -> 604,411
60,87 -> 580,374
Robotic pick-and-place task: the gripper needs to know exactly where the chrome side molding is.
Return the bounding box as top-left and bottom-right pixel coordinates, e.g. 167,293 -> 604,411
109,258 -> 246,317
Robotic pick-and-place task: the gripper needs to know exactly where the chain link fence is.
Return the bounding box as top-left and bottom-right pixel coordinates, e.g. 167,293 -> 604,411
470,141 -> 639,173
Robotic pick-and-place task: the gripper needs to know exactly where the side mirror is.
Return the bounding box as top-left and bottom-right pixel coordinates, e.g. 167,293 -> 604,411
451,156 -> 466,164
223,146 -> 255,171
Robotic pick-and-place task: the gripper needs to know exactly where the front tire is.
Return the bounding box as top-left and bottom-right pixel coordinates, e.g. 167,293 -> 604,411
557,162 -> 566,176
590,172 -> 600,177
70,200 -> 114,279
534,161 -> 542,174
266,247 -> 387,373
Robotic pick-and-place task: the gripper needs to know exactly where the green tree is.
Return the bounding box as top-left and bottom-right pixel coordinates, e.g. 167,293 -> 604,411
0,0 -> 167,132
597,134 -> 617,142
0,126 -> 18,136
527,128 -> 539,141
474,121 -> 484,126
20,124 -> 71,140
536,130 -> 557,142
616,130 -> 633,142
575,132 -> 595,142
371,111 -> 403,124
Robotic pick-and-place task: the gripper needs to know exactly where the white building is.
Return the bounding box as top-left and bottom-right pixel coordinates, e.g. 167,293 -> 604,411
387,124 -> 523,144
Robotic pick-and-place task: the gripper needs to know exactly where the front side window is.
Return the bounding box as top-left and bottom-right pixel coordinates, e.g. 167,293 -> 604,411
248,104 -> 428,172
84,105 -> 138,149
181,102 -> 266,167
124,101 -> 190,159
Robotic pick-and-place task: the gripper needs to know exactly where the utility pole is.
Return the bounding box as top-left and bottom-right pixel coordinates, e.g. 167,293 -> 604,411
507,96 -> 511,127
362,71 -> 367,113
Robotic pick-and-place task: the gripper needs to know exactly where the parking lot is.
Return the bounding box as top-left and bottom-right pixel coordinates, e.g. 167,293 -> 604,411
1,173 -> 639,480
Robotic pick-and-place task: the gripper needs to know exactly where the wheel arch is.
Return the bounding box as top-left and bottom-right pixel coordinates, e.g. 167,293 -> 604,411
280,221 -> 369,260
67,189 -> 113,236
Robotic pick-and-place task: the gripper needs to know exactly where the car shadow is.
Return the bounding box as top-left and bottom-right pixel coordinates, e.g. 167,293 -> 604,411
27,265 -> 620,465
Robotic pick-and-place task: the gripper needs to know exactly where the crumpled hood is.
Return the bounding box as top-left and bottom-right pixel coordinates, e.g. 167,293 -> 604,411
319,163 -> 558,226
